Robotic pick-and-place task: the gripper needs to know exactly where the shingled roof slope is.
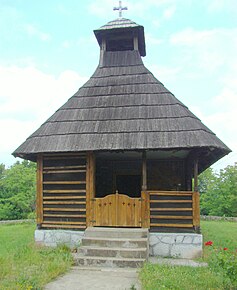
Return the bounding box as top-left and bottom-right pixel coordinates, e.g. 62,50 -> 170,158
13,49 -> 230,166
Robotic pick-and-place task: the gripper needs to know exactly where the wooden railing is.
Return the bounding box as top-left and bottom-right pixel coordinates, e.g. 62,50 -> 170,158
37,153 -> 87,230
145,191 -> 200,232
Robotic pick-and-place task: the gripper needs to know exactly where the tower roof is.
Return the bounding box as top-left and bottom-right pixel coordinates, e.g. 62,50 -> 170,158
94,18 -> 146,56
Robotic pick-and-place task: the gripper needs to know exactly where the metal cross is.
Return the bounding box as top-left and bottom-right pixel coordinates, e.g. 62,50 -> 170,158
113,1 -> 128,18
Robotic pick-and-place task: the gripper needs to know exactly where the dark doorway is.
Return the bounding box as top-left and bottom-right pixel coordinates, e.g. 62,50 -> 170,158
116,174 -> 141,197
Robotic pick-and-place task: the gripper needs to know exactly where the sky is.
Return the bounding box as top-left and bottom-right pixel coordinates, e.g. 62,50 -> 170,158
0,0 -> 236,171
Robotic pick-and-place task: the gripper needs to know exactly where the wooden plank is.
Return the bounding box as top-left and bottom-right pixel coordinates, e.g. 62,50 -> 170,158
149,192 -> 192,196
193,191 -> 200,228
43,165 -> 86,170
43,201 -> 86,205
36,154 -> 43,225
43,221 -> 86,225
43,196 -> 86,200
44,208 -> 86,212
43,169 -> 86,174
142,151 -> 147,191
44,156 -> 86,160
148,191 -> 193,195
43,214 -> 86,218
194,158 -> 198,192
150,208 -> 193,211
150,223 -> 193,228
43,189 -> 86,194
150,215 -> 192,219
141,191 -> 150,228
150,200 -> 192,203
86,152 -> 95,227
43,181 -> 86,185
44,153 -> 86,157
41,224 -> 86,229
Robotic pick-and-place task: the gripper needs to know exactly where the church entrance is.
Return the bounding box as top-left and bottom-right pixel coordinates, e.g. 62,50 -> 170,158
93,152 -> 142,227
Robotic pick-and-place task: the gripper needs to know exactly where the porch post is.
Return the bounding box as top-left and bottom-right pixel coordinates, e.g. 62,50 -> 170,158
193,157 -> 200,232
36,153 -> 43,228
194,157 -> 198,192
86,151 -> 95,227
142,151 -> 147,191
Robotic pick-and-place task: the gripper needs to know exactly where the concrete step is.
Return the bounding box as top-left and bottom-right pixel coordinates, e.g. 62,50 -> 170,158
74,254 -> 146,268
81,236 -> 148,248
79,246 -> 148,259
85,227 -> 148,239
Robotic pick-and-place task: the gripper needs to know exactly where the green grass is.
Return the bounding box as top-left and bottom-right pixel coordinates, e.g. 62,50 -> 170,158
0,222 -> 73,290
140,220 -> 237,290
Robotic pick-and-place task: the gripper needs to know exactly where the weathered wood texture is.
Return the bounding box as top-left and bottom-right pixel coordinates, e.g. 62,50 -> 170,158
40,153 -> 87,230
36,154 -> 43,225
92,192 -> 141,227
13,49 -> 230,173
86,152 -> 95,227
148,191 -> 200,232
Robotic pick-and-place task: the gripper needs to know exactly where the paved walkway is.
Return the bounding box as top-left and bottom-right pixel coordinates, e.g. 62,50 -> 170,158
44,259 -> 207,290
44,266 -> 141,290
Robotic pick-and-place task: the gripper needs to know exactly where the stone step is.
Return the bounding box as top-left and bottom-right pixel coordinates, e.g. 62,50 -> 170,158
85,227 -> 148,239
81,236 -> 148,248
79,246 -> 148,259
74,254 -> 146,268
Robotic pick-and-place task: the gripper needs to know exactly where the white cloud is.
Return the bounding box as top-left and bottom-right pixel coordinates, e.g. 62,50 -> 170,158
0,65 -> 88,166
163,5 -> 176,19
24,24 -> 51,41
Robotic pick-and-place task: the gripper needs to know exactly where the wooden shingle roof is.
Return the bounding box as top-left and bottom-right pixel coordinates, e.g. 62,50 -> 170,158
13,18 -> 230,169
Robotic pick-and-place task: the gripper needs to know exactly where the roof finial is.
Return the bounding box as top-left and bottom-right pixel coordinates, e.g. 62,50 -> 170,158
113,1 -> 128,18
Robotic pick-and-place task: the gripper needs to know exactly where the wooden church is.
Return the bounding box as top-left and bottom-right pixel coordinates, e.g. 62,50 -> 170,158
13,14 -> 230,235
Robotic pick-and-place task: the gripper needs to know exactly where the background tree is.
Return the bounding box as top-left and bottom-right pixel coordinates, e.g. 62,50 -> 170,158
0,160 -> 36,220
199,163 -> 237,217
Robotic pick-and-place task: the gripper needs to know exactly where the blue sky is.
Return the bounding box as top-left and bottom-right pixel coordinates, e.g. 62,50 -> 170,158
0,0 -> 236,170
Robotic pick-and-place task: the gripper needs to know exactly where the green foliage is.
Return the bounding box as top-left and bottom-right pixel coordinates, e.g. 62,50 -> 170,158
140,263 -> 230,290
199,163 -> 237,216
140,220 -> 237,290
0,222 -> 73,289
0,160 -> 36,220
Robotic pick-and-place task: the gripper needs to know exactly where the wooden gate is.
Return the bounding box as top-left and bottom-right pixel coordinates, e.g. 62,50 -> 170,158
92,191 -> 141,227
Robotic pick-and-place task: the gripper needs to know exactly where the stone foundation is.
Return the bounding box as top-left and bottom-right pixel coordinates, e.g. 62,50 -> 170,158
149,233 -> 203,259
35,229 -> 84,248
35,230 -> 203,259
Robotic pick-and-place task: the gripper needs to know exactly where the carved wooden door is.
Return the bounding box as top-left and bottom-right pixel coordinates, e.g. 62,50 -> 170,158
93,192 -> 141,227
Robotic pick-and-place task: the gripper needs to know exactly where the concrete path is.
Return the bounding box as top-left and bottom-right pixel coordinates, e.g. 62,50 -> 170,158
44,266 -> 141,290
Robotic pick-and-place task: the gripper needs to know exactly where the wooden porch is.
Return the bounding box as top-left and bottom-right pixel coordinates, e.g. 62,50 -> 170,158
36,152 -> 200,232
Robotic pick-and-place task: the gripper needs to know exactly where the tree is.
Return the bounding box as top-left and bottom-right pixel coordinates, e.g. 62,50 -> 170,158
199,163 -> 237,217
0,160 -> 36,220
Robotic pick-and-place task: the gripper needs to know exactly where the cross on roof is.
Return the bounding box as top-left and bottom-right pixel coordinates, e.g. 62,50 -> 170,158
113,1 -> 128,18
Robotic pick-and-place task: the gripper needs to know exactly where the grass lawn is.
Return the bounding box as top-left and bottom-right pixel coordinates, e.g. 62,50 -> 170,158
0,222 -> 73,289
140,220 -> 237,290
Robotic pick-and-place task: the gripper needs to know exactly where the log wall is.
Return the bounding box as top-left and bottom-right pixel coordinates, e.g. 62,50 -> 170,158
37,153 -> 87,230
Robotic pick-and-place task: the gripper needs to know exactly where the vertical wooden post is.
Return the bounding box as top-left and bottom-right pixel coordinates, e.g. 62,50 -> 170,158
194,158 -> 198,192
193,157 -> 200,232
134,36 -> 139,50
86,152 -> 95,227
141,191 -> 150,228
142,151 -> 147,191
36,154 -> 43,228
193,191 -> 200,232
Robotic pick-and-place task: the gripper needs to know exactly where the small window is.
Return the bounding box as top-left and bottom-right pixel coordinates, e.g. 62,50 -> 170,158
107,38 -> 134,52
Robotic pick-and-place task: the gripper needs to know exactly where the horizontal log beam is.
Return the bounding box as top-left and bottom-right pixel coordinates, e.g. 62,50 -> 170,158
41,224 -> 86,229
43,201 -> 86,205
150,223 -> 193,228
150,215 -> 193,219
43,208 -> 86,212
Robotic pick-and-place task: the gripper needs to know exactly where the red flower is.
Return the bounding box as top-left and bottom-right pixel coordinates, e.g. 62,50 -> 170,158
205,241 -> 213,246
223,247 -> 228,251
